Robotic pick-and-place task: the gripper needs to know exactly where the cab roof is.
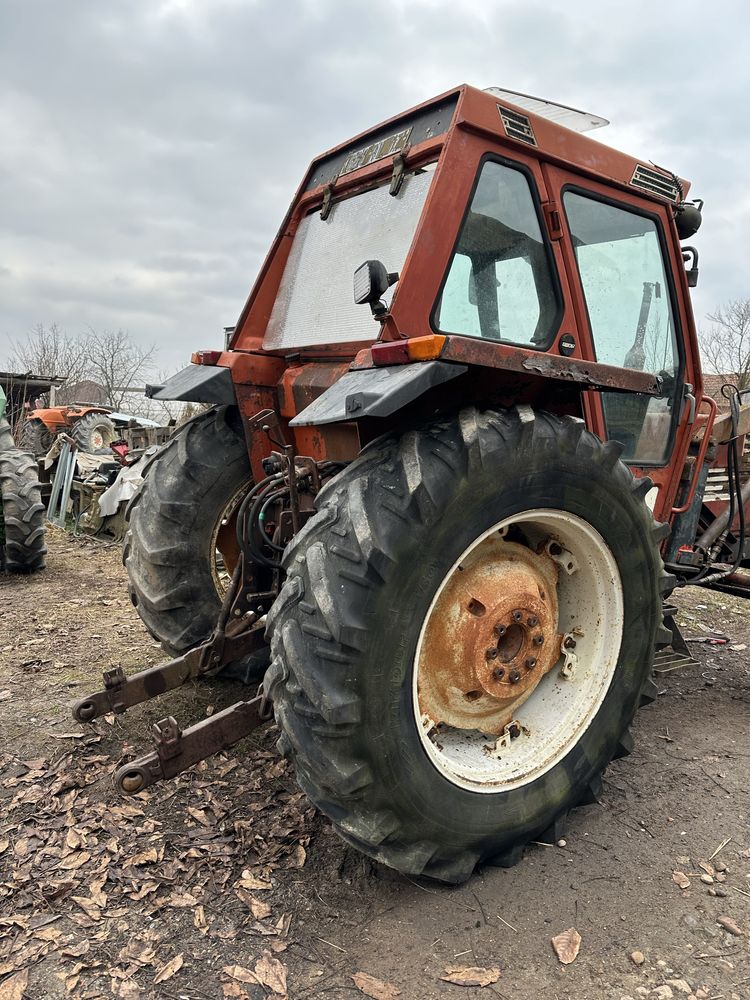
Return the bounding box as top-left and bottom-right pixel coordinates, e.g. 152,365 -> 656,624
304,84 -> 690,205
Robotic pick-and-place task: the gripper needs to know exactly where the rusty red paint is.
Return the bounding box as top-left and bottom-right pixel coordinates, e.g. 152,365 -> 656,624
417,538 -> 560,736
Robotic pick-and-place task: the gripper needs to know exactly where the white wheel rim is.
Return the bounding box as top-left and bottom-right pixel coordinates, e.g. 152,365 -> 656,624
412,509 -> 624,793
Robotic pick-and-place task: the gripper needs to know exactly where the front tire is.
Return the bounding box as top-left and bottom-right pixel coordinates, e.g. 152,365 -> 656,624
19,418 -> 55,457
265,407 -> 671,882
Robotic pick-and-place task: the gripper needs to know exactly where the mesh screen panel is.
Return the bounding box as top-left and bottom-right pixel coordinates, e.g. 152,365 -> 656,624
264,168 -> 434,349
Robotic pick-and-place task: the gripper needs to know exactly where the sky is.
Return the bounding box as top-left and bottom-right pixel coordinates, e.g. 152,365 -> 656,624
1,0 -> 748,375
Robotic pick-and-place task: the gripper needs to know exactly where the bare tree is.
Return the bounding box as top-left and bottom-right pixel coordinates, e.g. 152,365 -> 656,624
8,323 -> 90,390
84,329 -> 155,409
699,298 -> 750,390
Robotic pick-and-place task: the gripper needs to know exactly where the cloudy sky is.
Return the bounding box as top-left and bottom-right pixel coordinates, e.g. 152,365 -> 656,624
1,0 -> 747,375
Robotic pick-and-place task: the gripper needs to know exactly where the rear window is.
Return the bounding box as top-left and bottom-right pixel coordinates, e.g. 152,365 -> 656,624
264,166 -> 435,350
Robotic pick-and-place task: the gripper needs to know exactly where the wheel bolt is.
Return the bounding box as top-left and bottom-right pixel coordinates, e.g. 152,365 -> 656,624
533,635 -> 544,646
494,623 -> 506,636
485,647 -> 498,660
527,615 -> 539,627
525,656 -> 537,669
512,610 -> 523,623
492,667 -> 505,681
509,669 -> 521,684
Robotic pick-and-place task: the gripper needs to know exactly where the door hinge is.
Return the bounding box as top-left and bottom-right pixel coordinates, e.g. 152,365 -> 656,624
543,202 -> 563,240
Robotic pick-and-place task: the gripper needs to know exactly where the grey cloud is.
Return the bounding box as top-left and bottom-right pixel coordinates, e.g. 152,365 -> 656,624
0,0 -> 746,370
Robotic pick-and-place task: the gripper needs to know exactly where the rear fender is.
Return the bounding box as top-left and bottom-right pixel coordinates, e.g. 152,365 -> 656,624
289,361 -> 467,427
146,365 -> 236,406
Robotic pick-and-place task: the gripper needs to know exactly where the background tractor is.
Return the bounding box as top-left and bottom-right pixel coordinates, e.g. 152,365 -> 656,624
76,86 -> 749,882
21,404 -> 117,456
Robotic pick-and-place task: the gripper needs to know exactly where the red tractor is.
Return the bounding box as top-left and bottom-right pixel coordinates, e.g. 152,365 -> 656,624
76,87 -> 749,882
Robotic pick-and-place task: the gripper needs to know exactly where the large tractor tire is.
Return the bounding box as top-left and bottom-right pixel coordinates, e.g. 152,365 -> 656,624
19,417 -> 55,457
265,406 -> 671,883
0,420 -> 47,574
71,413 -> 117,452
124,406 -> 267,679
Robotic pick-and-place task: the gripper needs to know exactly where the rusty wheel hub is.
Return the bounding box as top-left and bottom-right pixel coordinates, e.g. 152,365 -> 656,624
417,537 -> 560,736
413,509 -> 624,793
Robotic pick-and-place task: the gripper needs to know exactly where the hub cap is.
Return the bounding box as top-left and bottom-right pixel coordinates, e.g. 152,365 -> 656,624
413,509 -> 624,792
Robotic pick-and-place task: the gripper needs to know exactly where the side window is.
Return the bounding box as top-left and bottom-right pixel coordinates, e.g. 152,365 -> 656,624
563,192 -> 680,465
435,161 -> 559,348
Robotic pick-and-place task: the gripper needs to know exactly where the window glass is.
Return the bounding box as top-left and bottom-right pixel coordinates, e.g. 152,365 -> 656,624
265,166 -> 434,350
564,192 -> 680,464
435,161 -> 558,347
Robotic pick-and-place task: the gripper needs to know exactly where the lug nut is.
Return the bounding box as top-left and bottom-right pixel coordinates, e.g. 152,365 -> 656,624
527,615 -> 539,627
512,610 -> 523,623
533,635 -> 544,646
494,623 -> 506,636
525,656 -> 537,669
485,647 -> 498,660
509,669 -> 521,684
492,667 -> 505,681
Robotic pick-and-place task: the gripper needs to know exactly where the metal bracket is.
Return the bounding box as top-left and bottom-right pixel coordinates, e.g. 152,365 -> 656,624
389,149 -> 410,196
560,632 -> 580,679
320,184 -> 334,220
545,540 -> 579,576
153,716 -> 182,760
487,720 -> 522,757
113,696 -> 268,794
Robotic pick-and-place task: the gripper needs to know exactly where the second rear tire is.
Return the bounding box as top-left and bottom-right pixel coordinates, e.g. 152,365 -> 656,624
124,405 -> 268,680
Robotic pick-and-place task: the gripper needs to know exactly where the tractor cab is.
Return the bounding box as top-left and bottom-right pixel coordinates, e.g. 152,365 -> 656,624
178,84 -> 704,524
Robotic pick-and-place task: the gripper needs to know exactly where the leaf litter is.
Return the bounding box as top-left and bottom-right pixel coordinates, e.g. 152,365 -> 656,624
0,724 -> 314,999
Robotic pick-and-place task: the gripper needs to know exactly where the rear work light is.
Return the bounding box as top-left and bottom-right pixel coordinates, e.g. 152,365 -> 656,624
371,335 -> 446,366
191,350 -> 223,365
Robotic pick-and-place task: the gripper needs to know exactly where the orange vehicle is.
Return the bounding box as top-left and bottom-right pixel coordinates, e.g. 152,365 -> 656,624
76,86 -> 749,882
21,404 -> 117,455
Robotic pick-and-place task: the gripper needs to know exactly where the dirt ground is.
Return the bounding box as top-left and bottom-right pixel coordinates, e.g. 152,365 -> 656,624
1,528 -> 749,1000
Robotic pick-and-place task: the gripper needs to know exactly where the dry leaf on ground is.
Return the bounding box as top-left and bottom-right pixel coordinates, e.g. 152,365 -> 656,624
672,871 -> 691,889
440,966 -> 501,987
123,848 -> 158,868
352,970 -> 402,999
254,951 -> 287,995
236,870 -> 273,891
551,927 -> 582,964
153,953 -> 184,984
223,964 -> 260,984
0,968 -> 29,1000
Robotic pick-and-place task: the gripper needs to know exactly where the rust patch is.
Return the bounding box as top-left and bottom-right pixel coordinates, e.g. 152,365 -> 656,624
417,537 -> 560,736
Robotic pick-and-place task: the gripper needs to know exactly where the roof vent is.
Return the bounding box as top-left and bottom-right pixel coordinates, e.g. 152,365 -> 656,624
497,105 -> 537,146
630,164 -> 681,202
487,89 -> 608,133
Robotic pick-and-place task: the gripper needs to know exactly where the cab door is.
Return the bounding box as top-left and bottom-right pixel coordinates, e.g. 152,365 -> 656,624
542,164 -> 700,519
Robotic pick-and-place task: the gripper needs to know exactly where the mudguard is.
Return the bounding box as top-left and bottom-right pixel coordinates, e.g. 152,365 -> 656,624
145,365 -> 235,406
289,361 -> 467,427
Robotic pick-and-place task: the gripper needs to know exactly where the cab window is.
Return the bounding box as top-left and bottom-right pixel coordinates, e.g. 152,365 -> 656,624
435,161 -> 559,348
563,191 -> 680,465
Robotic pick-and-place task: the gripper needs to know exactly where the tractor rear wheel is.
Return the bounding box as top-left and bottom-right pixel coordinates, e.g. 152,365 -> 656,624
265,406 -> 670,882
71,413 -> 116,452
124,405 -> 268,680
19,418 -> 55,456
0,420 -> 47,574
